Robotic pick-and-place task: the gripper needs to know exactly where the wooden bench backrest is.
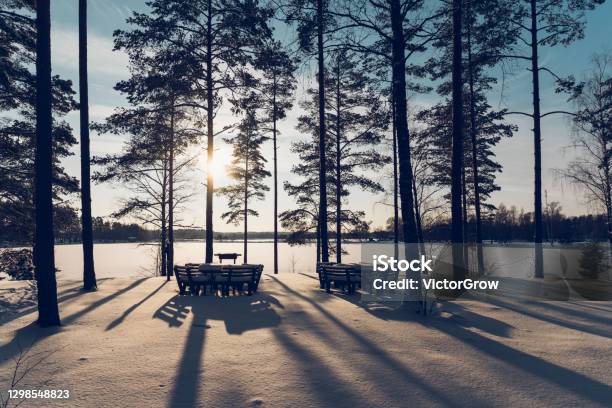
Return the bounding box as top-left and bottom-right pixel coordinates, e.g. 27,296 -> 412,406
174,265 -> 202,281
224,264 -> 263,280
320,264 -> 361,281
175,263 -> 264,285
174,265 -> 189,281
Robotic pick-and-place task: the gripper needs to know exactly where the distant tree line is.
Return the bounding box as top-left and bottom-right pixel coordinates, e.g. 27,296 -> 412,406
3,208 -> 605,246
415,212 -> 608,244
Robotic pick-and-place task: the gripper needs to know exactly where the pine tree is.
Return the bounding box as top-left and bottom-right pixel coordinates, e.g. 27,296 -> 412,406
256,41 -> 296,273
556,53 -> 612,250
282,52 -> 388,259
281,125 -> 338,259
323,1 -> 444,272
284,0 -> 343,263
115,0 -> 274,263
114,13 -> 215,273
94,107 -> 196,276
422,0 -> 518,274
217,100 -> 270,263
503,0 -> 604,277
0,0 -> 78,244
416,93 -> 514,214
326,50 -> 389,261
96,43 -> 200,277
79,0 -> 96,290
34,0 -> 60,326
450,0 -> 465,281
1,0 -> 79,325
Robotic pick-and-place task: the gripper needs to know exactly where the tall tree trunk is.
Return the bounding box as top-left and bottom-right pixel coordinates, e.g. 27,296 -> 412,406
317,0 -> 329,263
273,73 -> 279,273
335,57 -> 342,263
390,0 -> 421,306
390,0 -> 419,253
34,0 -> 60,326
392,93 -> 399,259
166,102 -> 175,280
530,0 -> 544,278
606,202 -> 612,280
316,218 -> 321,263
412,173 -> 425,255
603,150 -> 611,266
462,167 -> 469,274
205,0 -> 214,263
451,0 -> 466,281
244,151 -> 249,263
79,0 -> 96,290
606,171 -> 611,248
160,155 -> 167,276
466,2 -> 483,276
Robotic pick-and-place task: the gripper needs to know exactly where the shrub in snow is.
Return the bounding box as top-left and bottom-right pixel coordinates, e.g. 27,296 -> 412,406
578,242 -> 606,279
0,249 -> 34,280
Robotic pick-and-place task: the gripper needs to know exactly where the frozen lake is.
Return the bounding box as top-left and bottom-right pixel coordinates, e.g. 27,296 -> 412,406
50,241 -> 610,282
54,241 -> 362,280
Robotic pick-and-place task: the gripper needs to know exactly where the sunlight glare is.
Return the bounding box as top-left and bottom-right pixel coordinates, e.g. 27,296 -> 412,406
204,149 -> 231,181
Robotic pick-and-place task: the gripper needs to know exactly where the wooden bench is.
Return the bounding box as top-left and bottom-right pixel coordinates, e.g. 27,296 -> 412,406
316,262 -> 336,289
318,263 -> 362,294
220,264 -> 264,296
174,264 -> 200,295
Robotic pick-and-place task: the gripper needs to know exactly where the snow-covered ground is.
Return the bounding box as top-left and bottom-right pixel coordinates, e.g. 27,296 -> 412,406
1,274 -> 611,407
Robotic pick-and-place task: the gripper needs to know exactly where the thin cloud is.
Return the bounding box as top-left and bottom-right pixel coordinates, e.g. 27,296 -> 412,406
52,26 -> 129,78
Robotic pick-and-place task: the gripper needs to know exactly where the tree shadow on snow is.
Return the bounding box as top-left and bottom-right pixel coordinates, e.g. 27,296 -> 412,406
154,292 -> 283,407
0,278 -> 113,326
105,280 -> 169,330
271,276 -> 612,406
0,278 -> 148,363
421,315 -> 612,406
481,296 -> 612,339
317,284 -> 516,339
267,276 -> 476,407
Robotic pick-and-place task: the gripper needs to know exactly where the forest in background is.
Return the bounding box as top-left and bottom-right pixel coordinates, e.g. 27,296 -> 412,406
1,212 -> 607,246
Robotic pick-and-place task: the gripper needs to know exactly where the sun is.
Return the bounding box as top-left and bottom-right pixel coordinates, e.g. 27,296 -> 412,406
208,157 -> 224,178
204,148 -> 232,181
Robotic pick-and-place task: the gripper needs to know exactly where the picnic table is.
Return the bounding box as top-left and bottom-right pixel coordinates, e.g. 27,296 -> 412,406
214,252 -> 241,264
174,263 -> 263,296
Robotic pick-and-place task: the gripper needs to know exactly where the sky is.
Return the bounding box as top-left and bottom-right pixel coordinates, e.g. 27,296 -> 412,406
47,0 -> 612,232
